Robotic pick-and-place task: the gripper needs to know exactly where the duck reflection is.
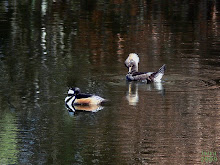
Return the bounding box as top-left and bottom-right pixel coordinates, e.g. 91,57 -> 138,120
126,81 -> 165,106
126,82 -> 139,106
68,104 -> 104,113
67,104 -> 104,116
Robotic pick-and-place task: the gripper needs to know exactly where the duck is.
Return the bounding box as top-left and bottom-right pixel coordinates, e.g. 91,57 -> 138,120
65,87 -> 106,112
125,53 -> 166,83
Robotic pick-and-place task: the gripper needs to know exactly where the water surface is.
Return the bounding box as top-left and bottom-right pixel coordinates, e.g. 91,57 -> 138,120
0,0 -> 219,164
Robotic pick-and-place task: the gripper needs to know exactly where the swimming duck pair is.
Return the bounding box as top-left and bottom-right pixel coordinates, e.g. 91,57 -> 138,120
65,53 -> 166,112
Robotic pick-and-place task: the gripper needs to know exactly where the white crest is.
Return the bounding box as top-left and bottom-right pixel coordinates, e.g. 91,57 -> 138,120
68,89 -> 75,95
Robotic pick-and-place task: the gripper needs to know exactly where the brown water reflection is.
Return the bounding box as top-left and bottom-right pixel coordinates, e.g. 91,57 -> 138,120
0,0 -> 219,164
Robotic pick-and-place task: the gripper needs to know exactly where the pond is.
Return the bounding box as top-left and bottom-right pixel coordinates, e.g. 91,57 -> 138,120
0,0 -> 219,164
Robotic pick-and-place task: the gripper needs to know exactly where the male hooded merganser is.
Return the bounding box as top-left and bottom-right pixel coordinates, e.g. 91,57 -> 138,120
125,53 -> 166,83
65,87 -> 106,112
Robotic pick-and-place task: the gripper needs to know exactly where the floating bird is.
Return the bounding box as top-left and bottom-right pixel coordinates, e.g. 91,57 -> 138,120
65,87 -> 106,112
125,53 -> 166,82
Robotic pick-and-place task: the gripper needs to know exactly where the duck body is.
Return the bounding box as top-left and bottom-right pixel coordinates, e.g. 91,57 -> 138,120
74,94 -> 105,105
125,53 -> 166,83
65,87 -> 106,112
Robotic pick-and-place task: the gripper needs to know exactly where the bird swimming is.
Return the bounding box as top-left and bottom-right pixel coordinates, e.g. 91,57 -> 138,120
65,87 -> 106,112
125,53 -> 166,82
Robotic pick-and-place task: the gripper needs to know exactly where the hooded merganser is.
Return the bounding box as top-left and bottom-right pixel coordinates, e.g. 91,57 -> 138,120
65,87 -> 106,112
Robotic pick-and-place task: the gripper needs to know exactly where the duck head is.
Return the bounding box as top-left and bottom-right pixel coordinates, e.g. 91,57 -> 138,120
67,87 -> 81,96
125,53 -> 139,73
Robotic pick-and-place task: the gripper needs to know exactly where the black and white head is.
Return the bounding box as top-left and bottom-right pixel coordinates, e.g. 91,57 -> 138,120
125,53 -> 140,73
67,87 -> 81,96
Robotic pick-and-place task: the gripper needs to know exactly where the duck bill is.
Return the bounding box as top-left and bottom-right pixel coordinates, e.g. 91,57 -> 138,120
128,67 -> 132,73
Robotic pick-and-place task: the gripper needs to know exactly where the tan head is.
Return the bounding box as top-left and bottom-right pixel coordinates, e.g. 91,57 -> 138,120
124,53 -> 139,73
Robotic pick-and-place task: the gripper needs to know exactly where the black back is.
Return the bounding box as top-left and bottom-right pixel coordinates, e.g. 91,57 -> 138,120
75,93 -> 93,99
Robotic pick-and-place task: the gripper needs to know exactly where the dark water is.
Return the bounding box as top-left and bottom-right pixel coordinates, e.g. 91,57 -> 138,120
0,0 -> 220,164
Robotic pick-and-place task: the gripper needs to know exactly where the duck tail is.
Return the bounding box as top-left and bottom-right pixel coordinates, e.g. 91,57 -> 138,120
90,96 -> 107,105
158,64 -> 166,74
149,64 -> 166,82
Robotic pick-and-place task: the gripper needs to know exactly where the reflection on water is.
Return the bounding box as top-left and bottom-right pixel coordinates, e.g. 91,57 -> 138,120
0,113 -> 18,164
0,0 -> 220,164
126,82 -> 165,106
126,82 -> 139,106
68,105 -> 104,114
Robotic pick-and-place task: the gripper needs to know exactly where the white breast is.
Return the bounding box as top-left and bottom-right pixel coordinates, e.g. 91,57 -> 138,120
65,96 -> 76,111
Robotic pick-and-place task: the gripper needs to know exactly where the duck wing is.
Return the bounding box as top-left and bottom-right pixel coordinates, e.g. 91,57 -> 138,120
126,72 -> 153,81
75,93 -> 106,105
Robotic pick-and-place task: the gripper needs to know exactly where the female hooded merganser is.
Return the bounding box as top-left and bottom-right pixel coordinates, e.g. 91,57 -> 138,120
65,87 -> 106,112
125,53 -> 166,83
